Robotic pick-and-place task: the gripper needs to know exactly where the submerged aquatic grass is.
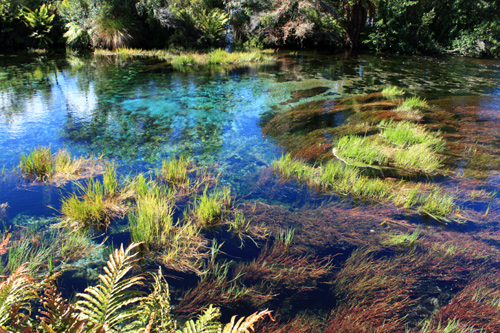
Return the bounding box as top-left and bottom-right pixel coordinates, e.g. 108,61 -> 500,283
393,144 -> 442,173
274,154 -> 458,222
396,96 -> 428,111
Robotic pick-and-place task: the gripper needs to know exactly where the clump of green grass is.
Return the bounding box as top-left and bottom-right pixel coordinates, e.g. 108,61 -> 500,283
19,146 -> 100,183
419,188 -> 457,221
19,146 -> 54,181
60,178 -> 110,231
160,156 -> 191,187
103,162 -> 119,198
335,135 -> 388,166
129,187 -> 175,247
380,120 -> 445,152
393,144 -> 442,173
273,153 -> 316,182
381,86 -> 405,97
192,186 -> 231,227
396,96 -> 428,112
60,164 -> 128,231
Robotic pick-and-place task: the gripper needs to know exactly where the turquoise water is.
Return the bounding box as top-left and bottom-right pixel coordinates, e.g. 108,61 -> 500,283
2,51 -> 500,329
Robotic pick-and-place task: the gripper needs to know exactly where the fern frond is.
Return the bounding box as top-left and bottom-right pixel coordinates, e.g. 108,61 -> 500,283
176,305 -> 221,333
135,267 -> 175,332
76,243 -> 145,332
38,282 -> 90,333
0,233 -> 10,256
0,264 -> 37,326
222,310 -> 274,333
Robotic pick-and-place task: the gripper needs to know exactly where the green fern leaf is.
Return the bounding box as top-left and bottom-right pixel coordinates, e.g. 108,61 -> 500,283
76,243 -> 145,332
176,305 -> 221,333
0,264 -> 37,327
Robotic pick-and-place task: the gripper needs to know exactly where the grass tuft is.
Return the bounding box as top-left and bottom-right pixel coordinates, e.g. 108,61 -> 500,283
380,120 -> 445,152
160,156 -> 191,187
335,135 -> 388,166
192,186 -> 231,227
19,146 -> 54,181
381,86 -> 405,97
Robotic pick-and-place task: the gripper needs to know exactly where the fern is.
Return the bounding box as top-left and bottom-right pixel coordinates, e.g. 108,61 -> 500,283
38,282 -> 90,333
0,303 -> 34,333
75,243 -> 145,332
175,305 -> 221,333
136,268 -> 176,332
0,264 -> 38,327
222,310 -> 274,333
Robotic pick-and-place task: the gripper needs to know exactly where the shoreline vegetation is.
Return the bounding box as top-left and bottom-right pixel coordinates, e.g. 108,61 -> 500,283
1,0 -> 499,59
94,48 -> 275,66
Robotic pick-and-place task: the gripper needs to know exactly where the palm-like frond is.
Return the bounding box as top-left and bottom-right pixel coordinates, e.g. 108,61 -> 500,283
76,243 -> 145,332
222,310 -> 274,333
175,305 -> 221,333
0,264 -> 37,327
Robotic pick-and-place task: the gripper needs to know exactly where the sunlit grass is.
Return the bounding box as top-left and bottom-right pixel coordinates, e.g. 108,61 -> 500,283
160,156 -> 191,187
61,178 -> 109,231
419,188 -> 457,221
19,146 -> 100,183
273,153 -> 316,182
274,154 -> 458,222
380,120 -> 445,152
192,186 -> 231,227
393,144 -> 442,173
381,86 -> 405,97
129,187 -> 175,247
19,145 -> 54,181
396,96 -> 428,112
335,135 -> 388,166
95,48 -> 274,66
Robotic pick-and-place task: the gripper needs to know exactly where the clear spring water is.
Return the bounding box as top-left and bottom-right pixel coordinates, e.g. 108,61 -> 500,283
2,50 -> 500,327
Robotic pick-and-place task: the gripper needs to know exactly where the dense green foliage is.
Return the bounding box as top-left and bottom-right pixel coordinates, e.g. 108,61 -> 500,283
0,0 -> 499,57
